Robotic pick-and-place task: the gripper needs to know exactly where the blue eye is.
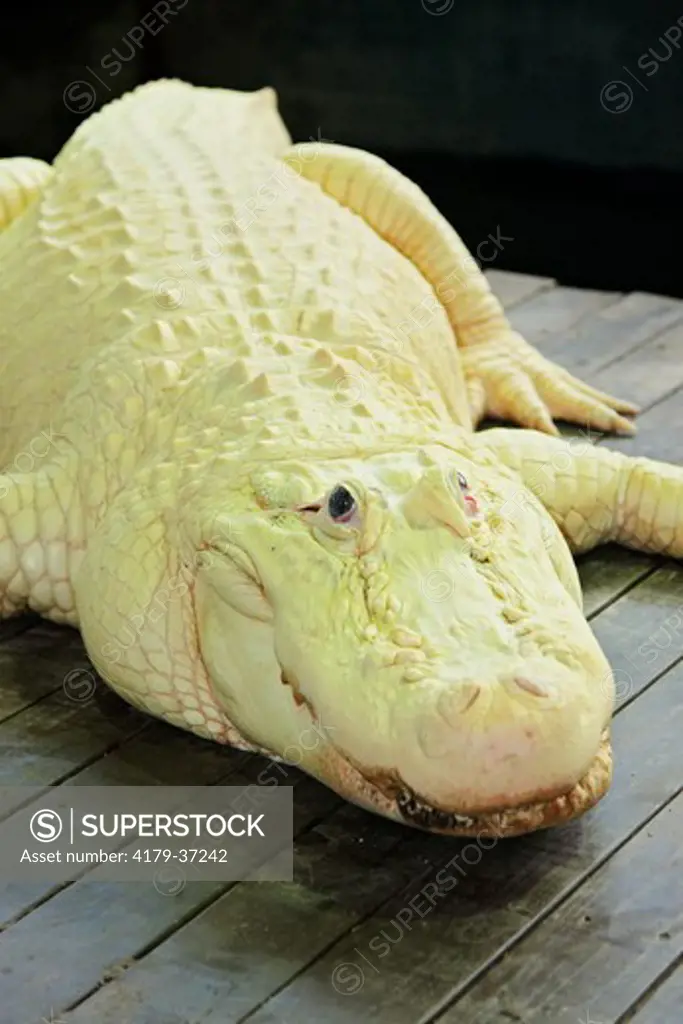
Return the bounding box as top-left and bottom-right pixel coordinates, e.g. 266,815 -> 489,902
327,485 -> 356,522
456,471 -> 468,490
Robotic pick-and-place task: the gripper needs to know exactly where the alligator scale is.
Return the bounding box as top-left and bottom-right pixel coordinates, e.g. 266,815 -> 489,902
1,80 -> 680,838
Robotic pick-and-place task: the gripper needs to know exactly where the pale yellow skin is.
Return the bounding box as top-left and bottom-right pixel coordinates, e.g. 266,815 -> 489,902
0,80 -> 681,835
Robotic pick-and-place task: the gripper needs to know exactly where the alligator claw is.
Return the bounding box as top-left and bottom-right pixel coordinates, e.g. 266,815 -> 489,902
462,334 -> 638,437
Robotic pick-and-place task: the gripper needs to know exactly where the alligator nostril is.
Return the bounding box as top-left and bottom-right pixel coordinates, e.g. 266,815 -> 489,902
437,682 -> 482,728
514,676 -> 549,698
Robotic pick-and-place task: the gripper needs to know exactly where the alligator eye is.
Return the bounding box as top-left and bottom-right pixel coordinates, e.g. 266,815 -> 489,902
327,485 -> 356,523
456,471 -> 468,490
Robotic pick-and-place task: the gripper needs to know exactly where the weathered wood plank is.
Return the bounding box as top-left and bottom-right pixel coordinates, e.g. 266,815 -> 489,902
0,622 -> 86,723
508,286 -> 622,346
485,269 -> 555,310
0,613 -> 39,643
541,291 -> 683,376
64,805 -> 441,1024
434,793 -> 683,1024
625,958 -> 683,1022
0,672 -> 148,792
605,382 -> 683,463
589,563 -> 683,709
578,546 -> 658,620
62,655 -> 683,1024
0,766 -> 339,1024
589,318 -> 683,414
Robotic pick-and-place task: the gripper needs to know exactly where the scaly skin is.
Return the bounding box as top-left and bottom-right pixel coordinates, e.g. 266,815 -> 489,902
0,158 -> 53,232
0,79 -> 680,838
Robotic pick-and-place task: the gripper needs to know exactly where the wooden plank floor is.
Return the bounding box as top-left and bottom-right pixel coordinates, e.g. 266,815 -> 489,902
1,271 -> 682,1024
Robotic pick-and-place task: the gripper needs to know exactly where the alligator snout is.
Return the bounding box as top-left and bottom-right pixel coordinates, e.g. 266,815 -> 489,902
390,657 -> 615,820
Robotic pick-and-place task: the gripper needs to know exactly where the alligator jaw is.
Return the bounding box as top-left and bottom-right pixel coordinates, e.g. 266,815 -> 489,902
393,729 -> 613,839
311,725 -> 612,841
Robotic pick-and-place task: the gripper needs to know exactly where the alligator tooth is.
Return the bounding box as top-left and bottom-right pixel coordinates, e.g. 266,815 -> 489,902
396,788 -> 476,830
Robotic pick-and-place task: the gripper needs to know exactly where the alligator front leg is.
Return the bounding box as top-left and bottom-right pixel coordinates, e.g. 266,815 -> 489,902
0,464 -> 76,620
477,428 -> 683,557
286,143 -> 636,436
0,158 -> 53,232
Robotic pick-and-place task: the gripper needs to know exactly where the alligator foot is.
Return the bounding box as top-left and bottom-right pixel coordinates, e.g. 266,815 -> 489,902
462,333 -> 639,436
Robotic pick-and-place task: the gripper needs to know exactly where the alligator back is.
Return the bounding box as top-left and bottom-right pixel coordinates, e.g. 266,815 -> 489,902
0,79 -> 465,465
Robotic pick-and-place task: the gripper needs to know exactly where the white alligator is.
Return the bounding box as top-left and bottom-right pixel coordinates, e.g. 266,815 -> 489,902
1,80 -> 679,838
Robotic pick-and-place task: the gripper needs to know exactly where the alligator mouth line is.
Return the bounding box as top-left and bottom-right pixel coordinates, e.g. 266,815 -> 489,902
394,728 -> 613,839
396,791 -> 478,831
275,674 -> 613,841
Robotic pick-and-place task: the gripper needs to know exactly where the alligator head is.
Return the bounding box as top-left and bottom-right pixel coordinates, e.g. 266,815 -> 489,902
193,440 -> 615,838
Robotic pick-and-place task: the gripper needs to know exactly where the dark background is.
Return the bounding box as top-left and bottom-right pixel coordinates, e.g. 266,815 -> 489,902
2,0 -> 680,296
